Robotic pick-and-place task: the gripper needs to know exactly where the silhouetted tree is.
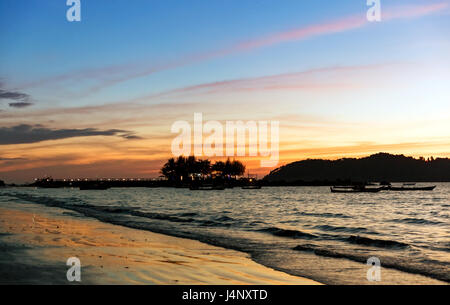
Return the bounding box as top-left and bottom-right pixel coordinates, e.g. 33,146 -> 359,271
212,161 -> 225,173
231,160 -> 246,177
197,159 -> 212,175
212,158 -> 245,177
161,157 -> 245,181
224,159 -> 233,176
161,158 -> 177,181
161,156 -> 213,181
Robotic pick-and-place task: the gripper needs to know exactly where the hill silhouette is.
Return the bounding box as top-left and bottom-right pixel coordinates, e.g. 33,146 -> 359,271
264,153 -> 450,184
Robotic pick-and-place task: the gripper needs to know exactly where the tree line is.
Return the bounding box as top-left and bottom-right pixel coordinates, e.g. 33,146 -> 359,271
161,156 -> 246,182
264,153 -> 450,183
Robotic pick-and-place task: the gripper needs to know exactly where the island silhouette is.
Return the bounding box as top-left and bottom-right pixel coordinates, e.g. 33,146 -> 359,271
263,153 -> 450,185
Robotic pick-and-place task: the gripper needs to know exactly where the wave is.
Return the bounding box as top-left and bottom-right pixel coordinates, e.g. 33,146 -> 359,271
2,192 -> 234,228
314,225 -> 378,235
293,244 -> 449,283
130,210 -> 197,223
73,205 -> 139,214
258,227 -> 317,239
390,218 -> 444,226
178,212 -> 198,217
346,235 -> 409,249
299,212 -> 351,219
214,215 -> 235,222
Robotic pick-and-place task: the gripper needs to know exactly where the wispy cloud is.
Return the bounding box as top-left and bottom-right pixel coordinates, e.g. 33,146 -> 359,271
229,1 -> 449,52
0,124 -> 141,145
383,1 -> 449,20
141,63 -> 398,100
0,62 -> 395,127
0,157 -> 26,161
18,2 -> 449,96
0,62 -> 405,130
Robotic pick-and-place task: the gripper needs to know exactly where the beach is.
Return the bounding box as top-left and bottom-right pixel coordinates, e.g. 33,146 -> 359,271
0,201 -> 320,285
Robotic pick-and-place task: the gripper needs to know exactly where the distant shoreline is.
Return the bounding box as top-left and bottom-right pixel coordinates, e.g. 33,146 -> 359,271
2,181 -> 447,188
3,153 -> 450,186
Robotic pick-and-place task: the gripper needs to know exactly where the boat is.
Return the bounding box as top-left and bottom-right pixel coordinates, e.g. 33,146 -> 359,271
330,186 -> 382,193
212,185 -> 226,190
189,184 -> 225,190
197,185 -> 214,190
242,185 -> 262,189
388,185 -> 436,191
331,185 -> 359,189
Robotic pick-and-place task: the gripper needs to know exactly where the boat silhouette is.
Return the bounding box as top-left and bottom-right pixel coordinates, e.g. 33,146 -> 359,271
388,185 -> 436,191
242,185 -> 262,189
189,184 -> 225,191
330,186 -> 382,193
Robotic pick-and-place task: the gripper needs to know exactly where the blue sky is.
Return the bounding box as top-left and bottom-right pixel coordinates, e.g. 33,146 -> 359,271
1,0 -> 449,106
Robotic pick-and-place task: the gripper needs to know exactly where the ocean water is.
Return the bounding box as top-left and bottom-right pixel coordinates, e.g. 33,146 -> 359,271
1,184 -> 449,284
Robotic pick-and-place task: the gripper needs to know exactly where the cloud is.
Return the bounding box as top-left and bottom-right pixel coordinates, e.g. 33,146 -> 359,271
0,89 -> 30,102
17,2 -> 449,96
121,134 -> 142,140
0,62 -> 404,129
0,82 -> 34,108
135,63 -> 402,100
383,2 -> 449,20
8,102 -> 34,108
0,157 -> 26,161
227,2 -> 449,53
0,124 -> 142,145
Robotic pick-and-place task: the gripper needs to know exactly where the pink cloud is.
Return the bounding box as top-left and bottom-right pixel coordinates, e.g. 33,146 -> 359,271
228,15 -> 368,53
223,2 -> 449,53
136,63 -> 402,100
20,2 -> 449,94
383,2 -> 449,20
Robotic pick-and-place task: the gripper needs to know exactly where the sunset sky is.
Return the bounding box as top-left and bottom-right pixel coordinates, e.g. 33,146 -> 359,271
1,0 -> 450,182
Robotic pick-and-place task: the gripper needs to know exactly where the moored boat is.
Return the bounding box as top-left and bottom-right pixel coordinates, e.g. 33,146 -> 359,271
242,185 -> 262,189
190,184 -> 225,190
388,185 -> 436,191
330,186 -> 382,193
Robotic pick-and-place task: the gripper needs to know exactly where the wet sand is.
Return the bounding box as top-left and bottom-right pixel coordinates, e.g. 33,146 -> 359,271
0,202 -> 320,285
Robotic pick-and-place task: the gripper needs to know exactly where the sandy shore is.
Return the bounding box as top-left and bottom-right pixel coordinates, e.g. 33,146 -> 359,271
0,202 -> 320,285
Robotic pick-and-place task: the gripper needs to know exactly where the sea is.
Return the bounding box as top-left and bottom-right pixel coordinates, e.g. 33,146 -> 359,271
1,184 -> 449,284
